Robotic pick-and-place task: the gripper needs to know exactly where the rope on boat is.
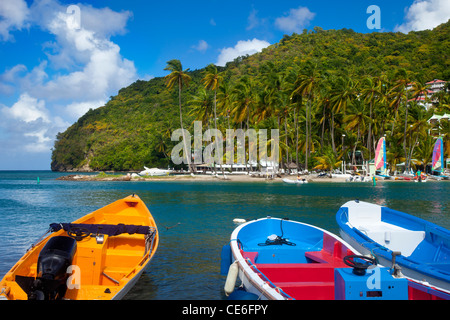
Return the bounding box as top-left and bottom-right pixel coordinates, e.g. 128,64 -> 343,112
257,219 -> 296,246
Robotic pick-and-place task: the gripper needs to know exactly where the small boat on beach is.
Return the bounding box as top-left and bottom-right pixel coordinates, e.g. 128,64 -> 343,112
221,217 -> 410,300
0,194 -> 158,300
336,200 -> 450,300
282,178 -> 308,185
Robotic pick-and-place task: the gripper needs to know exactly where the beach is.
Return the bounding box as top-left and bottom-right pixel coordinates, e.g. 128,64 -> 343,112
55,172 -> 443,183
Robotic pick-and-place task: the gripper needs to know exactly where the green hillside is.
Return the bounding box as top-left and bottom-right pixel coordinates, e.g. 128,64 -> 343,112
51,22 -> 450,172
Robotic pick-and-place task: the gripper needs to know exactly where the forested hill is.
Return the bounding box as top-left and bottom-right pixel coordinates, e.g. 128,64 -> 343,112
51,21 -> 450,172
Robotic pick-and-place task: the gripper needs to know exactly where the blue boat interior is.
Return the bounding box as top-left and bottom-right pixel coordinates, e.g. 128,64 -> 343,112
383,207 -> 450,270
236,218 -> 325,264
337,204 -> 450,276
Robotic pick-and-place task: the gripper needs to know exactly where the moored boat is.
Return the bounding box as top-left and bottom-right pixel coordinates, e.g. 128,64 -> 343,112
221,217 -> 409,300
336,200 -> 450,300
0,194 -> 158,300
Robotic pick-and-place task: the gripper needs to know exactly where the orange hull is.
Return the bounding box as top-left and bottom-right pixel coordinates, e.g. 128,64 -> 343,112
0,194 -> 158,300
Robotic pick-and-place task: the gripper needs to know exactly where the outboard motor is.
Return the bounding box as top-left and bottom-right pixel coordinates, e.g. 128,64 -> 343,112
17,236 -> 77,300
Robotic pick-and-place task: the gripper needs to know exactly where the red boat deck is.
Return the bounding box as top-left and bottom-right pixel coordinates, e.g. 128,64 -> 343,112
250,234 -> 354,300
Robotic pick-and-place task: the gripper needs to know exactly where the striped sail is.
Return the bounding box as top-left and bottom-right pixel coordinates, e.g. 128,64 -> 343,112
432,137 -> 444,172
375,137 -> 386,174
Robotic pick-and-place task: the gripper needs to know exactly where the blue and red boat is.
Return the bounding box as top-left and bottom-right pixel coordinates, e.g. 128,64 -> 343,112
221,217 -> 410,300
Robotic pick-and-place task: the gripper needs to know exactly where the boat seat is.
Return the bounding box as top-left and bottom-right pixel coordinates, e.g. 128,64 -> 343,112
305,251 -> 349,268
357,223 -> 425,257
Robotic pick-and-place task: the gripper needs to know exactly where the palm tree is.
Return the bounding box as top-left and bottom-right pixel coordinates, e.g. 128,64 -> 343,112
292,64 -> 322,171
343,99 -> 370,165
313,146 -> 342,171
388,70 -> 410,137
329,75 -> 358,157
414,134 -> 435,173
406,101 -> 433,172
404,80 -> 430,171
164,59 -> 192,171
202,64 -> 224,173
231,76 -> 257,129
188,88 -> 213,126
202,64 -> 223,130
361,75 -> 383,160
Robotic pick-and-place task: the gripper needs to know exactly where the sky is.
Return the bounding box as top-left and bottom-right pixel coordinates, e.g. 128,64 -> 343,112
0,0 -> 449,170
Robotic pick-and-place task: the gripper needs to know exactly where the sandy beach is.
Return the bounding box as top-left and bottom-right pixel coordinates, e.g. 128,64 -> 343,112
54,172 -> 440,183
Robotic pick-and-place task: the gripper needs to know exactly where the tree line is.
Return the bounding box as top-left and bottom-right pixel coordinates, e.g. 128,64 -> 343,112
164,58 -> 449,174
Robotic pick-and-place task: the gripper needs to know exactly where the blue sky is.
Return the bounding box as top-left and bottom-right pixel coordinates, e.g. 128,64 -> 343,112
0,0 -> 449,170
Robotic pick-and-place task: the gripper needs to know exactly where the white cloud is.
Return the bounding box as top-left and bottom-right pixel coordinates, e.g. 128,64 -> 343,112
274,6 -> 316,34
64,99 -> 107,119
0,0 -> 29,41
192,40 -> 209,52
2,93 -> 49,123
0,94 -> 70,154
395,0 -> 450,33
0,0 -> 137,163
216,38 -> 270,67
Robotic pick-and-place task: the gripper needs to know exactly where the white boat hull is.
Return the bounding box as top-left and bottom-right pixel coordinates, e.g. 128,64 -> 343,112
282,178 -> 308,184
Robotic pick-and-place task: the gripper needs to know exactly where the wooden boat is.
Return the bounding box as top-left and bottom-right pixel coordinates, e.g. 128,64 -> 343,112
337,200 -> 450,300
221,217 -> 410,300
0,194 -> 158,300
282,178 -> 308,184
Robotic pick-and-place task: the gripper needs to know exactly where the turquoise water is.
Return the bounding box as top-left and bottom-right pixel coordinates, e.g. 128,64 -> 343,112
0,171 -> 449,300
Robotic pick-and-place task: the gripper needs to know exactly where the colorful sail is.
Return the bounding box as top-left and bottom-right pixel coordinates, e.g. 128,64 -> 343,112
375,137 -> 386,174
432,137 -> 444,172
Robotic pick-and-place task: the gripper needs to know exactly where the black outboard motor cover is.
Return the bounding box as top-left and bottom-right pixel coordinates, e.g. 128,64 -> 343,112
37,236 -> 77,280
19,236 -> 78,300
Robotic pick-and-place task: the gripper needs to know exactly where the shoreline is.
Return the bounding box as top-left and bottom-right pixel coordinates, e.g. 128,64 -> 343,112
55,172 -> 445,183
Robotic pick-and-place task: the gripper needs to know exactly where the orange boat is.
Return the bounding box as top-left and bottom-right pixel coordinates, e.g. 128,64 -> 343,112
0,194 -> 158,300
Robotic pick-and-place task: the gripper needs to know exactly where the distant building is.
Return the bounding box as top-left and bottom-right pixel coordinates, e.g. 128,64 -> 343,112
426,79 -> 447,95
407,79 -> 447,110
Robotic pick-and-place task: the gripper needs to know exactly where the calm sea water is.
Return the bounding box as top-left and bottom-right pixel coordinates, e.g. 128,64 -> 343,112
0,170 -> 449,300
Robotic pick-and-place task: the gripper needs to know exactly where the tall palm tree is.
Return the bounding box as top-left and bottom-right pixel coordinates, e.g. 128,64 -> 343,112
343,99 -> 369,165
231,76 -> 257,129
203,64 -> 225,173
388,70 -> 410,138
164,59 -> 192,171
361,75 -> 383,160
403,80 -> 430,171
329,75 -> 358,158
202,64 -> 223,130
292,64 -> 322,171
406,101 -> 433,172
